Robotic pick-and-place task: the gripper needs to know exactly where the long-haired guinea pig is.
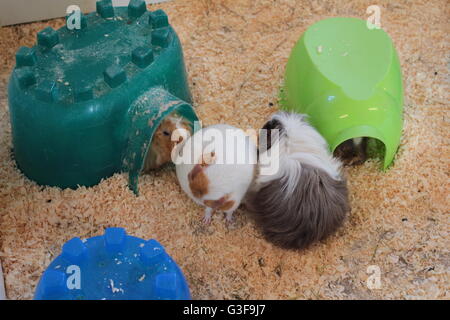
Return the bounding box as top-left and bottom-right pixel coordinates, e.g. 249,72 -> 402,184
175,124 -> 257,224
245,111 -> 350,249
143,112 -> 192,172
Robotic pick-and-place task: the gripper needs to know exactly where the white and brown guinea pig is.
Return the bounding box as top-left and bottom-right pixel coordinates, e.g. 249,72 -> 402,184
175,124 -> 257,224
245,111 -> 350,249
143,112 -> 192,172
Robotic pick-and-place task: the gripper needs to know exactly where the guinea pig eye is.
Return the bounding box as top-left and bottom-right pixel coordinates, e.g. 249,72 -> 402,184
163,130 -> 170,136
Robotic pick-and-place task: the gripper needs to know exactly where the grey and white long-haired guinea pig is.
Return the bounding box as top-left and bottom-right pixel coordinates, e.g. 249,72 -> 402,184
245,111 -> 350,249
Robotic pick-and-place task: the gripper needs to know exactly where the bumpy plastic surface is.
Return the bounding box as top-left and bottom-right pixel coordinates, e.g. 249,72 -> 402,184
281,17 -> 403,168
8,1 -> 198,193
34,227 -> 191,300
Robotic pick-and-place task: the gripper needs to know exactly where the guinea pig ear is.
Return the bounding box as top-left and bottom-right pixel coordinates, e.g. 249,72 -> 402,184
260,118 -> 284,153
262,118 -> 283,131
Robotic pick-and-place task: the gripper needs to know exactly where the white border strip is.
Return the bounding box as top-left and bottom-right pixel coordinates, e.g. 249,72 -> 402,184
0,260 -> 6,300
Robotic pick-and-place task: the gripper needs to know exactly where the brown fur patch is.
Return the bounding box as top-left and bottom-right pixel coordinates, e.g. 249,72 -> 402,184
187,152 -> 218,198
144,115 -> 191,171
156,119 -> 178,163
188,152 -> 218,198
218,199 -> 235,211
204,194 -> 235,211
188,164 -> 209,198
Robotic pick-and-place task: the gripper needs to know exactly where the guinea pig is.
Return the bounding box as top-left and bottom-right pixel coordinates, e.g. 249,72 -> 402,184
333,137 -> 368,166
175,124 -> 257,224
143,112 -> 192,172
245,111 -> 350,249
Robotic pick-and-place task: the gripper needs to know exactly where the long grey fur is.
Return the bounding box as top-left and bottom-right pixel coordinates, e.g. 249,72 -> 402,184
245,111 -> 350,249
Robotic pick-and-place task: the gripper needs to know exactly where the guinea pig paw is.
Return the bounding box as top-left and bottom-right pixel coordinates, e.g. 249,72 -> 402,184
202,215 -> 212,225
225,212 -> 235,225
202,209 -> 213,224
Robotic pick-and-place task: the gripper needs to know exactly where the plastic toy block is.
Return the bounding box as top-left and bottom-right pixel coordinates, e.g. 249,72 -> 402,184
14,67 -> 36,88
8,5 -> 198,193
152,27 -> 171,48
73,82 -> 94,102
149,9 -> 169,29
128,0 -> 147,18
104,64 -> 127,88
80,14 -> 88,29
39,269 -> 68,298
36,80 -> 58,102
15,47 -> 36,67
37,27 -> 59,49
96,0 -> 114,18
62,238 -> 87,263
104,227 -> 127,252
281,17 -> 403,169
132,46 -> 153,68
34,228 -> 191,300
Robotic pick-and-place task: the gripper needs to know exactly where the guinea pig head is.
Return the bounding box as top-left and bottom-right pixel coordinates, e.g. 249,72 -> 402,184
146,115 -> 192,170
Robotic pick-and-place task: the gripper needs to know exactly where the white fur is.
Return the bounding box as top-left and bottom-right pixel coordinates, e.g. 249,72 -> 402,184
254,112 -> 343,197
175,124 -> 257,223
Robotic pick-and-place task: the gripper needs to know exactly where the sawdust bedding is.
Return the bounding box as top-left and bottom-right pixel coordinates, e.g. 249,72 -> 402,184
0,0 -> 448,299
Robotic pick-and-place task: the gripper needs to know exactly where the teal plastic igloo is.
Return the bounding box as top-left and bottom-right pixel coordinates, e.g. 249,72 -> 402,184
8,0 -> 198,194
